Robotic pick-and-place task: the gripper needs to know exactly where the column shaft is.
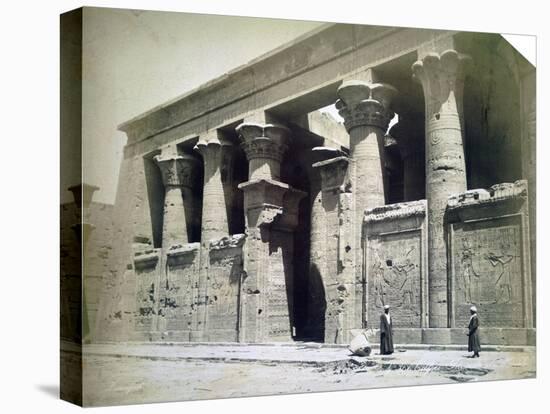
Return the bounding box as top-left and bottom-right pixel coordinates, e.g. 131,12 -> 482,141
162,185 -> 190,247
154,149 -> 200,247
195,136 -> 234,243
336,81 -> 396,331
305,147 -> 343,340
313,156 -> 353,343
236,122 -> 298,343
412,50 -> 470,327
350,126 -> 386,209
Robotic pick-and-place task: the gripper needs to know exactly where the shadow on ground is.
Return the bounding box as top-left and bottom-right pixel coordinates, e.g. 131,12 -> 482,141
36,384 -> 59,399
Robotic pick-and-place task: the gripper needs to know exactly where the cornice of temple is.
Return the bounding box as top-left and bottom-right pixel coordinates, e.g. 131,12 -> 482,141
447,180 -> 528,211
364,199 -> 427,223
118,24 -> 454,146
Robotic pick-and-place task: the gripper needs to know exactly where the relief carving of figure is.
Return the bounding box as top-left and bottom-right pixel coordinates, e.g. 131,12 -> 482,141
392,247 -> 417,308
486,251 -> 515,304
371,248 -> 387,308
460,240 -> 481,303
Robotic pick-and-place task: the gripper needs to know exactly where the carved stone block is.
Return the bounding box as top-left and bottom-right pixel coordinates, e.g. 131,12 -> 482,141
363,200 -> 428,329
447,180 -> 532,329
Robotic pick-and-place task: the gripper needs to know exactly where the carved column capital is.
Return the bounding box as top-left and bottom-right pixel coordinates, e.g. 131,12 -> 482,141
154,153 -> 200,189
194,135 -> 234,183
237,122 -> 291,164
335,81 -> 397,132
68,183 -> 99,208
313,156 -> 350,193
193,135 -> 233,157
236,122 -> 291,181
412,50 -> 472,118
238,179 -> 289,228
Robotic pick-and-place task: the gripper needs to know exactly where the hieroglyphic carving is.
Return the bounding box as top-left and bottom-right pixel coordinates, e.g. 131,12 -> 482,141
135,265 -> 157,331
458,240 -> 481,304
452,217 -> 524,327
266,231 -> 292,339
158,247 -> 200,331
207,245 -> 243,338
367,232 -> 422,328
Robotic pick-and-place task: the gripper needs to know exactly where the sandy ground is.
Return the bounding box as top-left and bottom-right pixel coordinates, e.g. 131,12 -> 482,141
61,342 -> 536,407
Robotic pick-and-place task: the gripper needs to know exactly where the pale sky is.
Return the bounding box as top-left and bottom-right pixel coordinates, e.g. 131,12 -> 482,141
75,8 -> 323,204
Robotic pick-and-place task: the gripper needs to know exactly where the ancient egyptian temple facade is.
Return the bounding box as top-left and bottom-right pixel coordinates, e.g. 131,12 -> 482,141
96,23 -> 536,346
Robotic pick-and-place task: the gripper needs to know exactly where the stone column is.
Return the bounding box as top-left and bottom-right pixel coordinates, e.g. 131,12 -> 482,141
412,50 -> 471,328
154,145 -> 200,248
312,156 -> 352,343
238,122 -> 290,181
336,81 -> 397,329
194,131 -> 234,244
304,147 -> 344,340
519,62 -> 536,327
336,81 -> 396,209
389,115 -> 425,201
236,122 -> 305,342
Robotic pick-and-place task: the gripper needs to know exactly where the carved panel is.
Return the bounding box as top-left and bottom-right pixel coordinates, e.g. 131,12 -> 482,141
207,246 -> 243,338
367,231 -> 422,328
135,265 -> 157,332
159,250 -> 200,331
451,216 -> 525,328
266,231 -> 292,339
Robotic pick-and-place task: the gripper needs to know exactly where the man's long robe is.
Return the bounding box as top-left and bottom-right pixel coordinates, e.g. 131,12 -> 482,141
380,313 -> 394,355
468,313 -> 481,353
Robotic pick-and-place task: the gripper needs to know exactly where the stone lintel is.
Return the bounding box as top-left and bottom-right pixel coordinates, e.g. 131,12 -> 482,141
364,199 -> 427,224
209,233 -> 247,250
416,36 -> 459,59
447,180 -> 528,211
312,156 -> 350,192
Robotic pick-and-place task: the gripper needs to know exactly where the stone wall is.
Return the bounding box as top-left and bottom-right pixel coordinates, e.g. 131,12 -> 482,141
447,181 -> 533,333
61,197 -> 113,343
205,236 -> 245,341
363,201 -> 427,342
100,235 -> 246,342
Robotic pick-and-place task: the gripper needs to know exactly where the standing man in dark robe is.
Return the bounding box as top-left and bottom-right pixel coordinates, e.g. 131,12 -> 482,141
467,305 -> 481,357
380,304 -> 394,355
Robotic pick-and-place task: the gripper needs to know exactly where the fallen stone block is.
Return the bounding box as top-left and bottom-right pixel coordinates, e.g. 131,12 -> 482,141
348,330 -> 372,356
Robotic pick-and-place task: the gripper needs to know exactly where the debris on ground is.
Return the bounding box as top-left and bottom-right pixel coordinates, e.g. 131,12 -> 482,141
348,330 -> 372,356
